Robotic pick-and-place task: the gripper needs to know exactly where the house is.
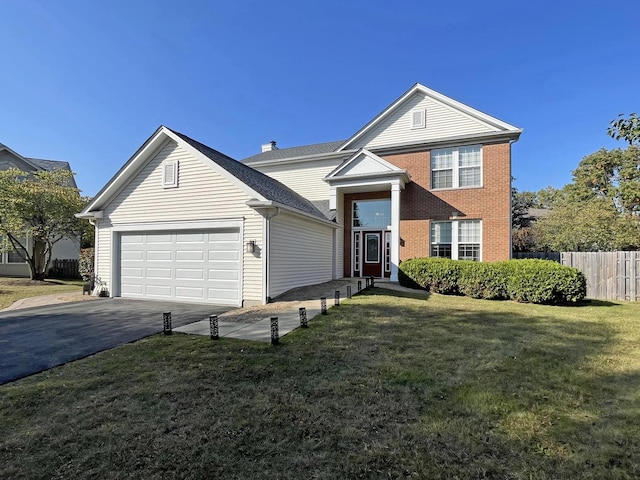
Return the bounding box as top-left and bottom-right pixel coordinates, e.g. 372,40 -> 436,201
78,83 -> 521,306
0,143 -> 80,277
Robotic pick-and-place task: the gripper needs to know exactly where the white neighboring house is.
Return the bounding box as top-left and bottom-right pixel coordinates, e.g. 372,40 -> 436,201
0,143 -> 81,277
79,83 -> 521,306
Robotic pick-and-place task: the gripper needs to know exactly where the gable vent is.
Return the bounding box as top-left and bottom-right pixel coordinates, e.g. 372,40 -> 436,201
162,160 -> 178,188
411,109 -> 426,129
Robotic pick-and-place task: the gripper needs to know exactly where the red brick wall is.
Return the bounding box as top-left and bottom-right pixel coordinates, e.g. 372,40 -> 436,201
384,142 -> 512,262
340,142 -> 512,275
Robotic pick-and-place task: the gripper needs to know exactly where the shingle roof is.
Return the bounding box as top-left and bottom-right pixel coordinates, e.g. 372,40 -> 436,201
242,140 -> 345,164
168,129 -> 331,221
28,158 -> 72,172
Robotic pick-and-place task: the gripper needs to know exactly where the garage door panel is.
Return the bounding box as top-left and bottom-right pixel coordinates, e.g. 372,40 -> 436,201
175,268 -> 204,280
176,233 -> 205,243
146,234 -> 173,244
120,229 -> 241,305
175,250 -> 204,261
208,269 -> 239,281
147,250 -> 172,261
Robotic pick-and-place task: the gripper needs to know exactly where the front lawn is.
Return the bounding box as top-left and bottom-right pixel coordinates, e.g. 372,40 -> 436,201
1,289 -> 639,479
0,277 -> 83,310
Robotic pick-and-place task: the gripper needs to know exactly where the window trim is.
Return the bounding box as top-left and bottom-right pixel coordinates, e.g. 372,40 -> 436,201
430,145 -> 482,190
430,220 -> 482,261
352,199 -> 391,230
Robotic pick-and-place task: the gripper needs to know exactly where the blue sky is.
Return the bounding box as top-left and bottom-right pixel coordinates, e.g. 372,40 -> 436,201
1,0 -> 638,197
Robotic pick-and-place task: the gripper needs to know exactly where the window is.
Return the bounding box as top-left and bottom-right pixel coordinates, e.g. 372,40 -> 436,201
0,236 -> 27,263
411,108 -> 426,129
365,233 -> 380,263
431,145 -> 482,189
162,160 -> 178,188
353,232 -> 361,274
431,220 -> 481,261
384,231 -> 391,272
353,200 -> 391,228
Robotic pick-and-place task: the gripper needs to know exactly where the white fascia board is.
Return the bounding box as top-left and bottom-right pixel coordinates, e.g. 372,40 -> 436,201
338,83 -> 522,151
246,199 -> 338,229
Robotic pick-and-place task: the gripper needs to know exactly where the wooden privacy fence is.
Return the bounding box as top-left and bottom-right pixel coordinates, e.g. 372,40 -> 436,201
48,259 -> 80,279
561,252 -> 640,302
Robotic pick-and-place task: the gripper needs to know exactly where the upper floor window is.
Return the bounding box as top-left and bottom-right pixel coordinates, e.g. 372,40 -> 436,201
431,145 -> 482,189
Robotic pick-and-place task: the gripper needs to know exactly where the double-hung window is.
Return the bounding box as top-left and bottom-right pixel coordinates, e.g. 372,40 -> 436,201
431,145 -> 482,189
431,220 -> 481,261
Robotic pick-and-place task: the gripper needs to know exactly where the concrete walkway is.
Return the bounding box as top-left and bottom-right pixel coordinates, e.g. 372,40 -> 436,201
175,279 -> 427,342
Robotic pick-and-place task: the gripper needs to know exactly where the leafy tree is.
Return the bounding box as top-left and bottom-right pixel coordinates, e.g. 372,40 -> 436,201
607,113 -> 640,145
0,168 -> 86,280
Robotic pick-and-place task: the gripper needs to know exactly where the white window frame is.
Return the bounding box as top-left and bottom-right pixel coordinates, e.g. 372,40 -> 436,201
430,145 -> 482,190
0,235 -> 29,264
384,231 -> 391,273
430,220 -> 482,261
162,160 -> 179,188
411,108 -> 426,129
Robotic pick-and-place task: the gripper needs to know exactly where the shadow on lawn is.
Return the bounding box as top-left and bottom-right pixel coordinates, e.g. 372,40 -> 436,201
315,290 -> 639,477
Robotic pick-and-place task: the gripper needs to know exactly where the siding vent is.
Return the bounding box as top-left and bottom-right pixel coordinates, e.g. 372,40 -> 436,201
162,160 -> 178,188
411,109 -> 426,129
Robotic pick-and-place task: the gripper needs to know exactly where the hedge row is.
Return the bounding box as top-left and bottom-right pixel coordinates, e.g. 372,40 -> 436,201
399,258 -> 586,305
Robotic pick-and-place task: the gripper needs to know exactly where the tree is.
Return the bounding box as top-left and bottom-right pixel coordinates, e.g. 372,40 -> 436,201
0,168 -> 86,280
607,113 -> 640,145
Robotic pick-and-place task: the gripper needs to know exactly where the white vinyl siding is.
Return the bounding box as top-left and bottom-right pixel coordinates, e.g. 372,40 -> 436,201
253,157 -> 343,201
101,139 -> 263,303
348,92 -> 500,150
268,212 -> 334,298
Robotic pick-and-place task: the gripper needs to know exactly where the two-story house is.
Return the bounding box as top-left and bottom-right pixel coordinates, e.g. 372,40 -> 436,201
79,83 -> 521,306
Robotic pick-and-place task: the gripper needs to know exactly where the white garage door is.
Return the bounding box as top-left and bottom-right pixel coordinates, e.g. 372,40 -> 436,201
119,229 -> 241,305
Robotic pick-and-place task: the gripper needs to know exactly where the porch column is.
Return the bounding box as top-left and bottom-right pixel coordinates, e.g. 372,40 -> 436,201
390,182 -> 400,282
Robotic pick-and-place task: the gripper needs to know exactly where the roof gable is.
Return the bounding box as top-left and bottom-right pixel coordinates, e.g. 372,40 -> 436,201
326,149 -> 402,179
81,127 -> 329,222
0,144 -> 41,172
338,83 -> 522,151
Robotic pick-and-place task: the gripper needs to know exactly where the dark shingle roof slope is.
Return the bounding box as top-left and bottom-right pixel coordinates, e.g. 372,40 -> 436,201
242,140 -> 345,164
28,158 -> 73,172
168,129 -> 330,221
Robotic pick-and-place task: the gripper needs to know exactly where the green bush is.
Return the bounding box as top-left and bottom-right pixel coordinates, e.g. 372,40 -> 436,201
399,257 -> 586,304
504,259 -> 586,304
458,261 -> 509,300
398,258 -> 462,294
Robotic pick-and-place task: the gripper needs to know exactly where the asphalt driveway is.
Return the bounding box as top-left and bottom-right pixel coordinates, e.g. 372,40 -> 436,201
0,298 -> 232,385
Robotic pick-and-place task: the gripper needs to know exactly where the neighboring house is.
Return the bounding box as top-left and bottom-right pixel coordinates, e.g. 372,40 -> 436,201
78,83 -> 522,306
0,143 -> 80,277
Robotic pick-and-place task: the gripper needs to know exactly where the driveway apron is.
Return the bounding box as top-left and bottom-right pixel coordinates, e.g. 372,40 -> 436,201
0,298 -> 230,385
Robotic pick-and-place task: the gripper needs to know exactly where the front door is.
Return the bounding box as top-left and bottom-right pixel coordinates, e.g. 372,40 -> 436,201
363,232 -> 382,277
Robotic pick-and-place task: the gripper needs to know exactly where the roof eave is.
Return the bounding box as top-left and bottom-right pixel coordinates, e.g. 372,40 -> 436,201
246,199 -> 338,228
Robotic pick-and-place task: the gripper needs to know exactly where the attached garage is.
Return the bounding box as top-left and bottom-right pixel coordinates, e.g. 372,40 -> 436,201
118,228 -> 242,306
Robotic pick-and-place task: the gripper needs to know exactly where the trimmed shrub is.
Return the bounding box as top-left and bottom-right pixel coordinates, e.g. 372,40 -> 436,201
458,261 -> 509,300
399,258 -> 462,294
504,259 -> 586,304
399,257 -> 586,304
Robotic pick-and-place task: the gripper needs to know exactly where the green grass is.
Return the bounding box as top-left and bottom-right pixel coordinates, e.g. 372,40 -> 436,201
1,289 -> 639,479
0,277 -> 84,310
